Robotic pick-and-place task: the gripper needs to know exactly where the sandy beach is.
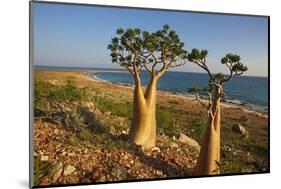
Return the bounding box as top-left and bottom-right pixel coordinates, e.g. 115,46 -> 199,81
36,69 -> 268,115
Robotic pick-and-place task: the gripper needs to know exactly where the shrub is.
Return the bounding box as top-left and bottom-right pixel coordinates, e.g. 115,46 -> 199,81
34,157 -> 51,185
61,108 -> 89,128
156,108 -> 181,136
34,77 -> 91,105
186,116 -> 205,140
94,96 -> 132,118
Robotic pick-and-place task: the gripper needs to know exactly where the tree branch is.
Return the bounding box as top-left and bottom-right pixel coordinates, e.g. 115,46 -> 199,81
192,59 -> 213,79
224,62 -> 234,82
207,91 -> 212,107
155,60 -> 167,79
132,55 -> 141,83
143,61 -> 153,75
194,92 -> 209,109
168,58 -> 187,68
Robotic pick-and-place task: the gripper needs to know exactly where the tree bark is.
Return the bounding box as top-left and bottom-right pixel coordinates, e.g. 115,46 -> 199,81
195,86 -> 221,175
129,77 -> 158,150
214,86 -> 221,173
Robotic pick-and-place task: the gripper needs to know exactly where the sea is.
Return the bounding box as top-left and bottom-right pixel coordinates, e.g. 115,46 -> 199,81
86,71 -> 268,111
34,66 -> 268,111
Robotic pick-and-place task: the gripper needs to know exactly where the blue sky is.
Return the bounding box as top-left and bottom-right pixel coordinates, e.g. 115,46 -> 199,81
33,2 -> 268,76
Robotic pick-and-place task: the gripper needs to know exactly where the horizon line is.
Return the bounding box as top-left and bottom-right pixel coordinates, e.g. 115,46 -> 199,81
34,64 -> 268,78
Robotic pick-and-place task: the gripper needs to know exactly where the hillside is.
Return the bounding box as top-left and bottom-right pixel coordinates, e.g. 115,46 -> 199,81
33,69 -> 269,186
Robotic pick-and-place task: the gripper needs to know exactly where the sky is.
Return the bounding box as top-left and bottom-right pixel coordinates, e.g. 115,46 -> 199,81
33,2 -> 269,77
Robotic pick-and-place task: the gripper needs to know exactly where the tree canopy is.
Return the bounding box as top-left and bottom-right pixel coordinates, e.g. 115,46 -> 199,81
108,25 -> 188,79
187,48 -> 248,111
188,48 -> 248,85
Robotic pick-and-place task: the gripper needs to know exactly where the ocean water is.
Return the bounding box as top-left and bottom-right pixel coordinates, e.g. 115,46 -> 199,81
87,71 -> 268,110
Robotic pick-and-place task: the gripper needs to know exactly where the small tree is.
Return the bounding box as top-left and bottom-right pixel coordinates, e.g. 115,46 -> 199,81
187,49 -> 248,175
108,25 -> 188,149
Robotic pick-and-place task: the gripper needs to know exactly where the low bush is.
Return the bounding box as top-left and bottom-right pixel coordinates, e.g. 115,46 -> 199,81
34,77 -> 91,107
94,96 -> 132,118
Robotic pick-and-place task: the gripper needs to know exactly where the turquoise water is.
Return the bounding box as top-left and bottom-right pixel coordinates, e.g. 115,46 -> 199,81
87,71 -> 268,110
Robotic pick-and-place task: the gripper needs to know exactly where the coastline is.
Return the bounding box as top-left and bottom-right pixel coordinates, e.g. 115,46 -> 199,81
82,70 -> 268,118
34,68 -> 268,118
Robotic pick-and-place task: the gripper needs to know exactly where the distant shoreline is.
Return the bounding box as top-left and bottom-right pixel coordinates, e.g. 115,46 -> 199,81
83,70 -> 268,117
83,70 -> 268,113
34,66 -> 268,78
34,68 -> 268,117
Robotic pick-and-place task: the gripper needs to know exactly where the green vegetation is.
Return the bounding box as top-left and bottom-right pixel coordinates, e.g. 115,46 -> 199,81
185,116 -> 205,140
34,73 -> 268,175
34,76 -> 90,109
34,77 -> 131,151
108,25 -> 188,149
94,95 -> 132,118
34,157 -> 51,185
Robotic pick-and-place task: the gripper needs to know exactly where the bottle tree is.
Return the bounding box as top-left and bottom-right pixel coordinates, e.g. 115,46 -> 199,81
187,49 -> 248,175
108,25 -> 188,149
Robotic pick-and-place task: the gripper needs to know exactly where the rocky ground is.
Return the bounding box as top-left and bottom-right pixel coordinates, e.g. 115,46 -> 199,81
34,101 -> 199,186
33,69 -> 269,186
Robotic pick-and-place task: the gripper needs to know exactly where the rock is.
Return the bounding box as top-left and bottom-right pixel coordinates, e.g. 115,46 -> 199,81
68,152 -> 75,157
104,111 -> 112,116
39,178 -> 50,186
49,161 -> 63,183
80,178 -> 92,183
83,101 -> 95,109
40,155 -> 49,161
97,176 -> 106,182
111,167 -> 128,180
40,130 -> 47,143
232,124 -> 249,138
53,129 -> 59,135
91,170 -> 101,181
49,80 -> 58,85
151,146 -> 161,153
178,133 -> 200,151
170,142 -> 179,149
116,117 -> 125,126
63,165 -> 76,176
224,145 -> 232,152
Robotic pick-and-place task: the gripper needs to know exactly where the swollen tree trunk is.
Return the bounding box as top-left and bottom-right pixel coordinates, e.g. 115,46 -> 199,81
129,77 -> 157,150
195,86 -> 221,175
214,87 -> 221,173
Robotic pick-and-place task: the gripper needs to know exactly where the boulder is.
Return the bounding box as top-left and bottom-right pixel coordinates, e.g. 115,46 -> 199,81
178,133 -> 200,151
63,165 -> 76,176
232,124 -> 249,138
